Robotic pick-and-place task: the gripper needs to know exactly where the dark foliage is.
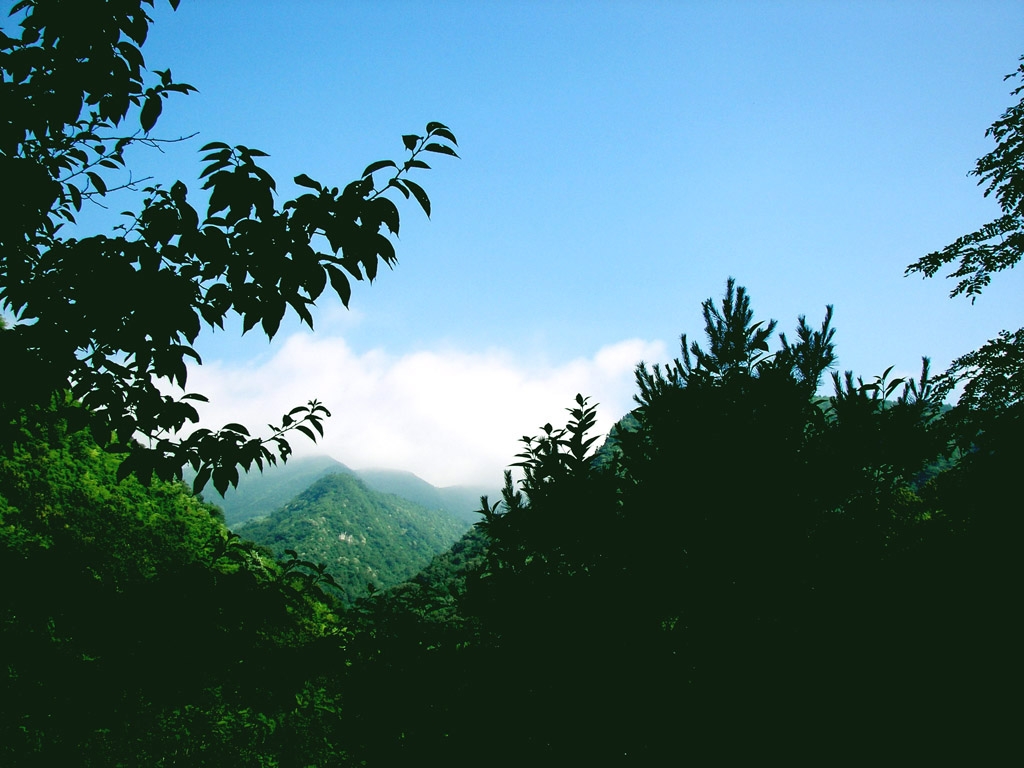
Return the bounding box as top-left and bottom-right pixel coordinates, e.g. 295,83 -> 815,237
450,282 -> 1011,761
906,56 -> 1023,300
0,418 -> 355,766
0,0 -> 457,493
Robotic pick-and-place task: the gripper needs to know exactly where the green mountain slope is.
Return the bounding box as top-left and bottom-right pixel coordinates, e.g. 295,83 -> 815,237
201,456 -> 490,528
196,455 -> 351,527
590,411 -> 640,470
236,473 -> 467,603
356,468 -> 492,525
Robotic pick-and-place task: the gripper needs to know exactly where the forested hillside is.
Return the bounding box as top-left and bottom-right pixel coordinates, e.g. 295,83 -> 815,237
237,472 -> 467,603
0,418 -> 354,766
201,455 -> 489,527
354,468 -> 491,525
196,455 -> 352,526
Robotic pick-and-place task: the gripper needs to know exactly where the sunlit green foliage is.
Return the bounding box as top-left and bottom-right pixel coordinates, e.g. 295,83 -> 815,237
0,418 -> 354,766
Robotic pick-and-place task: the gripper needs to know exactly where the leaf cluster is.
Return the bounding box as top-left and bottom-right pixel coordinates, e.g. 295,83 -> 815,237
906,55 -> 1024,300
634,277 -> 837,409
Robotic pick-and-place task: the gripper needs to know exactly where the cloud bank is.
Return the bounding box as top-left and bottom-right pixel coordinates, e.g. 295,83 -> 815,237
183,334 -> 668,487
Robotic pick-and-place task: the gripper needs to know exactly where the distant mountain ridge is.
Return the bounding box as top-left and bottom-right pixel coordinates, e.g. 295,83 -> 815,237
356,468 -> 489,525
198,456 -> 492,527
198,455 -> 351,526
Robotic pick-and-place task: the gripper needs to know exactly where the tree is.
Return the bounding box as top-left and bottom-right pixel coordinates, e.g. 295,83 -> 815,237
460,282 -> 963,759
0,0 -> 459,494
906,53 -> 1023,519
906,55 -> 1023,300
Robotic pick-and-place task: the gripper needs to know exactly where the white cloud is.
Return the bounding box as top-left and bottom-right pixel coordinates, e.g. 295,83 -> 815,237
181,334 -> 667,487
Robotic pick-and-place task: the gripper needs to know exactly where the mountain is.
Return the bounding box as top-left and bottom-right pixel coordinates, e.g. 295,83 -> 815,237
197,455 -> 351,527
356,468 -> 491,525
236,472 -> 467,603
591,411 -> 640,470
201,455 -> 492,528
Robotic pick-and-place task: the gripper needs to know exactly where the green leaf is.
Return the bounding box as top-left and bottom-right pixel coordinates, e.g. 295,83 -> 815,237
362,159 -> 398,177
375,198 -> 400,235
294,173 -> 322,192
213,469 -> 231,496
430,127 -> 458,145
326,265 -> 352,307
201,149 -> 231,163
86,172 -> 107,195
140,94 -> 162,132
192,465 -> 212,493
262,297 -> 286,338
402,178 -> 430,217
362,253 -> 379,281
402,134 -> 420,151
424,143 -> 459,158
200,161 -> 229,179
376,234 -> 396,265
200,141 -> 230,152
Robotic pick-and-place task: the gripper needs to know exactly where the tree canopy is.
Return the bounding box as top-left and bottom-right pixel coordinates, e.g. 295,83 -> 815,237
906,52 -> 1023,494
0,0 -> 458,494
906,55 -> 1024,300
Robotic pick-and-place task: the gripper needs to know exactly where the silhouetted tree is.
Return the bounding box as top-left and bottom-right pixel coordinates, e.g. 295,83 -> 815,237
905,52 -> 1022,604
906,55 -> 1023,299
467,280 -> 954,760
0,0 -> 458,493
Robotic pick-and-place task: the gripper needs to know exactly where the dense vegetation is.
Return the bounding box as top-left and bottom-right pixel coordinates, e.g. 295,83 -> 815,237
199,455 -> 351,527
348,283 -> 1019,761
3,281 -> 1016,762
1,0 -> 1020,764
351,468 -> 491,526
202,455 -> 489,527
237,472 -> 467,603
0,416 -> 354,766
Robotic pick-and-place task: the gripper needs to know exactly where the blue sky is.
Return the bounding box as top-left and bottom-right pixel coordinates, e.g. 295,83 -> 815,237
18,1 -> 1024,486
